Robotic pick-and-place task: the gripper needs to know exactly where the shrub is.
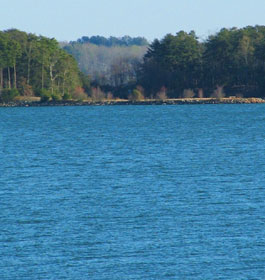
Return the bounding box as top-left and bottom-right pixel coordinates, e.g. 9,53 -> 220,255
156,86 -> 167,100
51,93 -> 61,101
211,86 -> 226,99
19,78 -> 34,96
62,93 -> 72,100
72,86 -> 88,101
39,89 -> 52,102
106,92 -> 114,100
198,88 -> 204,98
90,87 -> 106,101
0,89 -> 19,103
183,89 -> 195,98
128,89 -> 144,101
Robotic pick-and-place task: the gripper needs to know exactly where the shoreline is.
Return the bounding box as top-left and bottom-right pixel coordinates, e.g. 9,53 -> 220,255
1,97 -> 265,107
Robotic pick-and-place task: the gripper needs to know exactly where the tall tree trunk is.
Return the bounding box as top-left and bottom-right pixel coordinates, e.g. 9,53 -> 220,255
8,67 -> 11,89
62,79 -> 65,95
27,57 -> 31,85
50,65 -> 54,94
49,64 -> 58,95
62,70 -> 67,95
41,63 -> 44,89
13,63 -> 17,89
26,42 -> 32,85
0,68 -> 3,89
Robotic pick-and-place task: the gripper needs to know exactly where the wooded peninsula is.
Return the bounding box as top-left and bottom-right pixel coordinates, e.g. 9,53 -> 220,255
1,26 -> 265,105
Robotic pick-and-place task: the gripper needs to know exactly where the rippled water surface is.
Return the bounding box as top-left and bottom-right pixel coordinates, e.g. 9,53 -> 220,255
1,105 -> 265,279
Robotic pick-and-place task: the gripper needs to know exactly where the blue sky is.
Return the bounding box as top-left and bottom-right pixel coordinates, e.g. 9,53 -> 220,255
1,0 -> 265,42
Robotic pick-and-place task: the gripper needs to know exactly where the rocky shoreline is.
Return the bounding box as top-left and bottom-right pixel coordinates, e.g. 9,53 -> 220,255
1,98 -> 265,107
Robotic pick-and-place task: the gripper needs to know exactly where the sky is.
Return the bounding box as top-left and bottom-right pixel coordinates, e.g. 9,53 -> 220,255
1,0 -> 265,42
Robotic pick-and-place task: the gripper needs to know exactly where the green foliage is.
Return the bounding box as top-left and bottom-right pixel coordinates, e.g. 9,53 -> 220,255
140,25 -> 265,98
140,31 -> 202,97
3,26 -> 265,101
79,72 -> 91,94
75,35 -> 149,47
0,89 -> 19,102
51,93 -> 61,101
0,29 -> 86,100
39,89 -> 51,102
62,92 -> 71,100
129,89 -> 144,101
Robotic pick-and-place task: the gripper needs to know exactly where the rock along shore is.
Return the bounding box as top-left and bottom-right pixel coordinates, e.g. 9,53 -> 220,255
1,98 -> 265,107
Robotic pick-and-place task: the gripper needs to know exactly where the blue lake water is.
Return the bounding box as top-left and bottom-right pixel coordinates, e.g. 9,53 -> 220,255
1,104 -> 265,279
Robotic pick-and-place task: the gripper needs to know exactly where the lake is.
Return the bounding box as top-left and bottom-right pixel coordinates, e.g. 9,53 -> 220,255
1,104 -> 265,279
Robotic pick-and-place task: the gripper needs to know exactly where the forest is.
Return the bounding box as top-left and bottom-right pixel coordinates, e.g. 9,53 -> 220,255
0,29 -> 89,102
1,25 -> 265,102
62,35 -> 148,91
140,25 -> 265,98
64,25 -> 265,99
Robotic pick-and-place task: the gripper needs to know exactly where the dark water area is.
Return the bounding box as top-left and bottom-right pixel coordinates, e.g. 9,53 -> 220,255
1,105 -> 265,279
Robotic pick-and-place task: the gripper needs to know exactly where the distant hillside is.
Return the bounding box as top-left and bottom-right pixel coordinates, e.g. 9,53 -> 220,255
63,36 -> 149,87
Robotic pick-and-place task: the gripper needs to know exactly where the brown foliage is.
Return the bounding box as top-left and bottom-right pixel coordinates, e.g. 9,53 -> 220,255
106,92 -> 114,100
91,87 -> 106,101
19,78 -> 34,96
198,88 -> 204,98
211,86 -> 226,99
72,86 -> 88,101
156,86 -> 168,100
183,89 -> 195,98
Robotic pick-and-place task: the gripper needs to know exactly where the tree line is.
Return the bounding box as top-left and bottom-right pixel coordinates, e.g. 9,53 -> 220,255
0,29 -> 90,102
64,25 -> 265,99
73,35 -> 149,47
139,25 -> 265,98
63,42 -> 147,88
2,26 -> 265,103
